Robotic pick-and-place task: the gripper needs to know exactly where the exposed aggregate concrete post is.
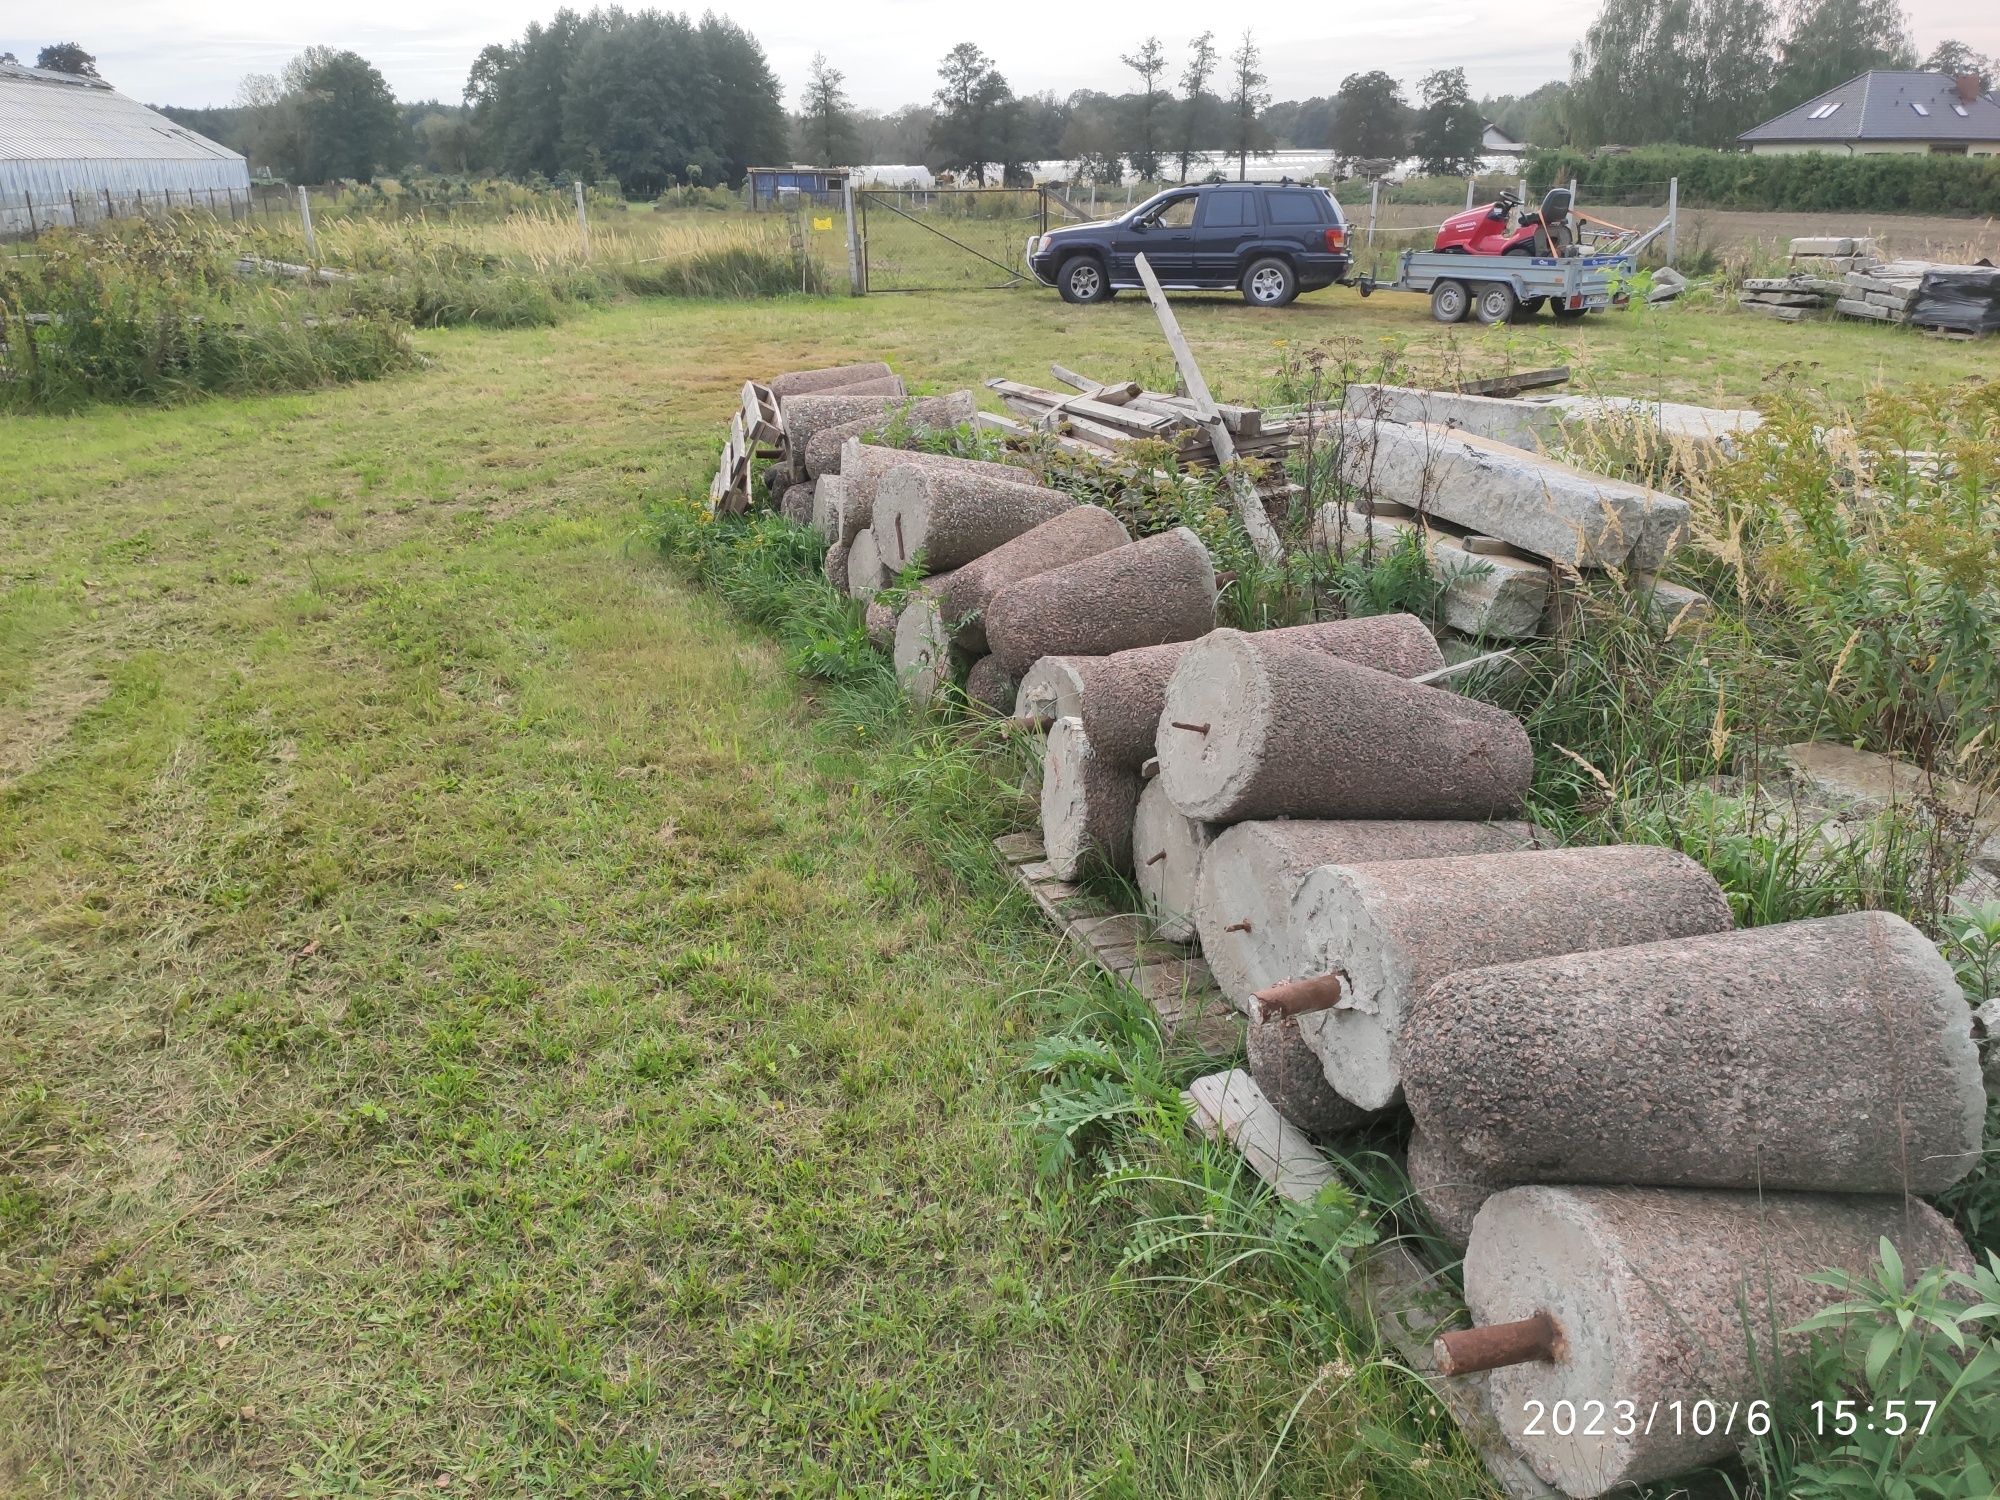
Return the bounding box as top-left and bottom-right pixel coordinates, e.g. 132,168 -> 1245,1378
823,538 -> 850,594
1156,632 -> 1532,823
1245,1011 -> 1374,1137
846,528 -> 889,599
1290,845 -> 1732,1111
1405,1124 -> 1502,1253
986,527 -> 1217,679
811,474 -> 848,542
864,600 -> 895,652
838,442 -> 1029,547
1464,1185 -> 1971,1496
1132,779 -> 1214,942
1041,716 -> 1141,878
1194,819 -> 1544,1009
1013,656 -> 1088,727
803,392 -> 978,478
1403,910 -> 1986,1194
767,361 -> 895,401
930,506 -> 1131,652
892,589 -> 960,706
1073,615 -> 1445,773
964,655 -> 1016,714
778,482 -> 815,528
779,389 -> 908,462
874,467 -> 1076,573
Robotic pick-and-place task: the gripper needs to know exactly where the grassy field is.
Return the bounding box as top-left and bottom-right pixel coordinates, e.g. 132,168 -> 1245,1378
0,288 -> 1990,1497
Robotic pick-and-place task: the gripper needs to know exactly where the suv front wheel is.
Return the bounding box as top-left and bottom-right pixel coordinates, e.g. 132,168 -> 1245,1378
1057,256 -> 1113,304
1241,257 -> 1298,308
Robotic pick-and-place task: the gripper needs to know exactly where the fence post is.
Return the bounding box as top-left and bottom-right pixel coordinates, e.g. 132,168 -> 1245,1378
1665,176 -> 1678,268
104,187 -> 115,220
1519,174 -> 1529,204
297,185 -> 317,258
574,179 -> 588,258
842,176 -> 863,296
1465,175 -> 1476,210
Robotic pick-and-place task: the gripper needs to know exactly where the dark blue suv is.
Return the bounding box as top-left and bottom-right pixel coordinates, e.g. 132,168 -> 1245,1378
1027,182 -> 1352,308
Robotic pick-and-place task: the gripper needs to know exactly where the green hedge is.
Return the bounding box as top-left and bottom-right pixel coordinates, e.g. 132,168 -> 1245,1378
1526,145 -> 2000,216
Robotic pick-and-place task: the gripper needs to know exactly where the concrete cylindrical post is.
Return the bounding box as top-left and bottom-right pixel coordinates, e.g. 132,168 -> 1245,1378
778,482 -> 815,528
1291,845 -> 1732,1111
1157,631 -> 1533,822
1073,615 -> 1444,774
893,588 -> 962,706
1462,1185 -> 1971,1496
933,506 -> 1130,652
986,527 -> 1217,680
874,467 -> 1076,573
767,361 -> 894,401
812,474 -> 848,543
1194,819 -> 1545,1009
1406,1124 -> 1502,1253
1132,778 -> 1214,942
1041,716 -> 1142,878
1246,1011 -> 1373,1137
823,538 -> 850,594
864,600 -> 895,652
1404,911 -> 1986,1195
1013,656 -> 1084,727
803,392 -> 978,478
847,528 -> 889,599
780,389 -> 908,462
964,655 -> 1015,714
838,443 -> 1029,547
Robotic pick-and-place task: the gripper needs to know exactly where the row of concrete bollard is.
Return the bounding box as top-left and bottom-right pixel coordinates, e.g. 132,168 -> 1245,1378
746,361 -> 1987,1500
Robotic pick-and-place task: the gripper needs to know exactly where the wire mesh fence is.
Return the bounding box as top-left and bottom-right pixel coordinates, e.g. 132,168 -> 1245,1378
857,188 -> 1054,292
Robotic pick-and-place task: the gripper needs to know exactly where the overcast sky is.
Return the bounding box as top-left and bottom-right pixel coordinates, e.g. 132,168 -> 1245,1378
8,1 -> 1999,110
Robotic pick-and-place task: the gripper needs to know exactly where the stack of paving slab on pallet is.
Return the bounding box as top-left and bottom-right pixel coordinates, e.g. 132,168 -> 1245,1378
705,360 -> 1988,1500
1739,236 -> 2000,335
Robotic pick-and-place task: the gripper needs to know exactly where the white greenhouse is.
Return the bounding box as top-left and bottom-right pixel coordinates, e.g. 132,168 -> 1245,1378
1,60 -> 249,234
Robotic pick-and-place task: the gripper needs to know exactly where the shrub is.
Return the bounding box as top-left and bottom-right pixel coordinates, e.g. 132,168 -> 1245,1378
1527,144 -> 2000,216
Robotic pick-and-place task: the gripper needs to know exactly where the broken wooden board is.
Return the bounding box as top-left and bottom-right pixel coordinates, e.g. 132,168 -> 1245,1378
1183,1069 -> 1341,1202
1001,836 -> 1239,1056
1453,366 -> 1568,398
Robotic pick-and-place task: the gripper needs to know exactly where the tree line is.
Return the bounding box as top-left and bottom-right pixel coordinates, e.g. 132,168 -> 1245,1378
31,0 -> 1997,194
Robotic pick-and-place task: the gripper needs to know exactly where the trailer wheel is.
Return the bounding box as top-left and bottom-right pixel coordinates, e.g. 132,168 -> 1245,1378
1552,303 -> 1589,322
1430,280 -> 1470,323
1517,296 -> 1548,318
1472,282 -> 1518,325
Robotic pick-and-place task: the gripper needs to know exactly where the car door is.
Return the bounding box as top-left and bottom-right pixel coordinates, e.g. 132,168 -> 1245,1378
1126,192 -> 1200,283
1194,187 -> 1260,286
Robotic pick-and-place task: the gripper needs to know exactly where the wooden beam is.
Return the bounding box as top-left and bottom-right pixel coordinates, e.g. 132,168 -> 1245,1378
1132,252 -> 1285,565
1454,366 -> 1570,398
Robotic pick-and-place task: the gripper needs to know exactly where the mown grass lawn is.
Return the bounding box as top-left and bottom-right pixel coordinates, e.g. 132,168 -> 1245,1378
0,288 -> 1975,1499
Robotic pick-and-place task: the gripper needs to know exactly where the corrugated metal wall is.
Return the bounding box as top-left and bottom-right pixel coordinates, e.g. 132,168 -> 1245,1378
1,156 -> 253,233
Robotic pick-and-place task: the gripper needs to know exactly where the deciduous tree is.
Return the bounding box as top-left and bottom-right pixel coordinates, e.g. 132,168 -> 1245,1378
1223,31 -> 1272,181
35,43 -> 99,77
1412,67 -> 1483,173
798,52 -> 858,167
930,42 -> 1013,184
1175,32 -> 1219,181
1330,70 -> 1410,161
1121,37 -> 1167,180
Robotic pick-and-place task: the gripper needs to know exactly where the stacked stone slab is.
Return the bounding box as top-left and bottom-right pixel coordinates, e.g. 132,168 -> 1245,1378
838,442 -> 1030,548
1132,779 -> 1214,942
802,391 -> 979,478
1156,632 -> 1533,824
1315,503 -> 1551,641
1403,911 -> 1985,1195
1289,845 -> 1732,1111
767,361 -> 895,401
932,506 -> 1130,653
1042,716 -> 1140,878
1070,615 -> 1445,775
1462,1185 -> 1968,1496
986,527 -> 1217,679
874,467 -> 1076,573
1329,413 -> 1687,569
1193,819 -> 1544,1008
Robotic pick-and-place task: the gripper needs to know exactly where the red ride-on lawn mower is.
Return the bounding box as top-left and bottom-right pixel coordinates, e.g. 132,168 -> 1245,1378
1433,186 -> 1577,260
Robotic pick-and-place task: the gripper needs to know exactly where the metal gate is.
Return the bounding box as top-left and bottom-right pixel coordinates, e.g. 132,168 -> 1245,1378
857,187 -> 1064,293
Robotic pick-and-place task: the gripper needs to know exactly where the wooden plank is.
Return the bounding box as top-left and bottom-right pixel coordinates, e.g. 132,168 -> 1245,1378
1182,1070 -> 1339,1203
994,831 -> 1045,864
1131,252 -> 1284,565
986,379 -> 1184,435
1351,1245 -> 1561,1499
1453,366 -> 1570,398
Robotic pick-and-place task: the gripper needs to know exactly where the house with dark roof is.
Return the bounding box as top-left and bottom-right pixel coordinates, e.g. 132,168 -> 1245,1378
1739,70 -> 2000,156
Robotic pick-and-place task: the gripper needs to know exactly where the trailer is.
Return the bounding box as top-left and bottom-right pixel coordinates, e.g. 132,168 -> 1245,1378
1361,249 -> 1637,325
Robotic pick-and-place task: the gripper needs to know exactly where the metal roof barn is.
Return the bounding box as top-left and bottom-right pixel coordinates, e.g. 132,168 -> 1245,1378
1,61 -> 250,233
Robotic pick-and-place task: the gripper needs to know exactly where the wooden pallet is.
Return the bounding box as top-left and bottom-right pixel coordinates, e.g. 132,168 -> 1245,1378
1181,1065 -> 1559,1500
997,833 -> 1240,1055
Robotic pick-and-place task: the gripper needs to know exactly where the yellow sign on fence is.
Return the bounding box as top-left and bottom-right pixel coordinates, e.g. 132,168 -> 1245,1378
812,216 -> 833,232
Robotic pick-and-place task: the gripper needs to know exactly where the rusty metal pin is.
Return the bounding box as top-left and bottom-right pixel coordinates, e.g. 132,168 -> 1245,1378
894,513 -> 906,564
1170,720 -> 1212,734
1247,973 -> 1343,1023
1433,1311 -> 1566,1377
1223,919 -> 1252,934
1145,851 -> 1167,866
